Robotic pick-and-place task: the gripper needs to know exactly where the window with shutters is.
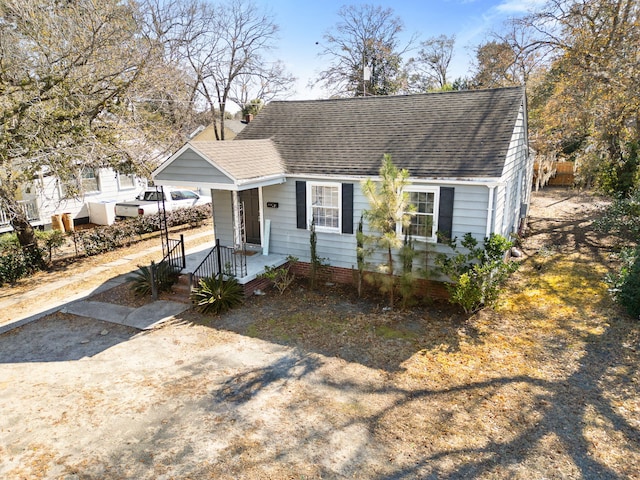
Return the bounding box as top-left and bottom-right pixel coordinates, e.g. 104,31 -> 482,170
399,187 -> 439,242
307,182 -> 341,232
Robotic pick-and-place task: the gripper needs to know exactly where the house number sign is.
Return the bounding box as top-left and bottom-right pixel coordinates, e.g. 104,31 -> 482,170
266,202 -> 279,208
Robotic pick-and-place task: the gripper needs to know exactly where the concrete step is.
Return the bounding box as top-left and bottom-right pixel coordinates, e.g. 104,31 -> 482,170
167,275 -> 192,304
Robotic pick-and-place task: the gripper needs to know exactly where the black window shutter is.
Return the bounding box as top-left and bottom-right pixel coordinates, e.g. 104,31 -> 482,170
341,183 -> 354,234
296,181 -> 307,229
438,187 -> 455,242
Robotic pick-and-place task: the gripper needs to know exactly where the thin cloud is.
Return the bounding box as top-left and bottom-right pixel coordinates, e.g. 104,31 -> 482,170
496,0 -> 546,14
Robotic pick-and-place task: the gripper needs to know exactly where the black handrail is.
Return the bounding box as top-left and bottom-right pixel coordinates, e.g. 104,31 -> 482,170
190,239 -> 247,289
150,234 -> 185,300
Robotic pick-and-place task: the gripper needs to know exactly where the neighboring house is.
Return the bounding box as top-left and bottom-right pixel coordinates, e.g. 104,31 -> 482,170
0,167 -> 147,233
190,119 -> 248,142
153,87 -> 533,289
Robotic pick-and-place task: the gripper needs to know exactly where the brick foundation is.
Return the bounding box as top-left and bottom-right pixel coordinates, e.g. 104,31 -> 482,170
242,276 -> 273,297
289,261 -> 450,300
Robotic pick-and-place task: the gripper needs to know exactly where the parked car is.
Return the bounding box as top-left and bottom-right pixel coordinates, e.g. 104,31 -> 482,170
115,188 -> 211,218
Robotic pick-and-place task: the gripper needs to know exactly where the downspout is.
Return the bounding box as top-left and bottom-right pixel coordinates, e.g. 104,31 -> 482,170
486,184 -> 497,238
258,186 -> 264,248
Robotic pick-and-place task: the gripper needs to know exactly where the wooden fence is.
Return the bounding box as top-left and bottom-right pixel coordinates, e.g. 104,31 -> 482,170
533,161 -> 575,188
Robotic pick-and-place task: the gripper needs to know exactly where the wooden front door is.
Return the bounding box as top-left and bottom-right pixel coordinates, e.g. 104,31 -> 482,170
239,188 -> 260,245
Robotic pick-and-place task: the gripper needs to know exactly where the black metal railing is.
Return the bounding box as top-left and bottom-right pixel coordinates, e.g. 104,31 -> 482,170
190,239 -> 247,289
150,234 -> 185,299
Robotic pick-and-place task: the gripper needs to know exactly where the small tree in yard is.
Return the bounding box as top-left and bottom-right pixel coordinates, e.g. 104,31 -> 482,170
361,154 -> 415,308
309,218 -> 328,289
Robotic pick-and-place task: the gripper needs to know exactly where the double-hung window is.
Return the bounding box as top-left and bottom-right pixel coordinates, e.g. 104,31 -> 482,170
308,182 -> 340,231
400,187 -> 438,242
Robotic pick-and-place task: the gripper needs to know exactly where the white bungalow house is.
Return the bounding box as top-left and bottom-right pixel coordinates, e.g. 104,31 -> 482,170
152,87 -> 533,292
0,167 -> 146,233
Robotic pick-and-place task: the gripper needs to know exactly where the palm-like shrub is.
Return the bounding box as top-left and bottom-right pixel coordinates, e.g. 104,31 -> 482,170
128,261 -> 180,296
190,274 -> 244,315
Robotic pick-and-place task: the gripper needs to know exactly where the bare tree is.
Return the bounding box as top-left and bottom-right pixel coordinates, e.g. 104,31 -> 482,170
408,34 -> 455,91
315,4 -> 415,97
153,0 -> 295,139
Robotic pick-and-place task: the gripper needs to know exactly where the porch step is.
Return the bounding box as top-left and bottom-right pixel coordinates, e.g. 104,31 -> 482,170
167,274 -> 192,305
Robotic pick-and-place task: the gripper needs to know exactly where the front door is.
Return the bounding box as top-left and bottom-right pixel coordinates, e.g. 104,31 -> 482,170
239,188 -> 260,245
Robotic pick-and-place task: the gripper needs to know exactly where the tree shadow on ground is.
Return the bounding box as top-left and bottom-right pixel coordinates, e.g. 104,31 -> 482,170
189,280 -> 479,373
0,313 -> 140,363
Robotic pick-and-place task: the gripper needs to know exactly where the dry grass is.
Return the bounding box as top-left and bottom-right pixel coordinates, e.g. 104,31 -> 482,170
4,189 -> 638,479
193,188 -> 640,478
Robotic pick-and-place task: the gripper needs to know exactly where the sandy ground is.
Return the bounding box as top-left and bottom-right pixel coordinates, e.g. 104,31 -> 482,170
0,188 -> 638,479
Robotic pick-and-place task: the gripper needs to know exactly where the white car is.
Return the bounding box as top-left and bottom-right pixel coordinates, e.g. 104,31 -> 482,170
115,188 -> 211,218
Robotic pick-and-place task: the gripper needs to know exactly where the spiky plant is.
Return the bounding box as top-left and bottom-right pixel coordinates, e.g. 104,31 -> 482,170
190,274 -> 244,315
128,261 -> 179,297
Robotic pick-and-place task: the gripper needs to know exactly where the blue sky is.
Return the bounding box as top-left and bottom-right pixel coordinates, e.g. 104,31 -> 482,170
253,0 -> 545,100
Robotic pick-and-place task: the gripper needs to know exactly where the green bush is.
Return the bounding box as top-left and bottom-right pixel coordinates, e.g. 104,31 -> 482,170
594,188 -> 640,242
0,233 -> 19,253
0,246 -> 42,286
190,274 -> 244,315
607,246 -> 640,319
436,233 -> 519,314
74,204 -> 210,257
127,261 -> 180,297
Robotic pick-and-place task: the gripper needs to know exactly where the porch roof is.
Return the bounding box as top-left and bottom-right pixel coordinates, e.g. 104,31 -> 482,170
153,139 -> 286,190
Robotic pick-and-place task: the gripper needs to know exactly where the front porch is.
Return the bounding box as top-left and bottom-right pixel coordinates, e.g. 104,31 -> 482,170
182,239 -> 288,288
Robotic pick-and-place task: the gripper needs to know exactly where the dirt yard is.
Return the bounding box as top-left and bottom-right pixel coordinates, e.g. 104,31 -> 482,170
0,188 -> 638,479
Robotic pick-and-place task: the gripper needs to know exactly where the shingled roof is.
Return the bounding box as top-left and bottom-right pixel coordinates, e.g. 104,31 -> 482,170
235,86 -> 525,179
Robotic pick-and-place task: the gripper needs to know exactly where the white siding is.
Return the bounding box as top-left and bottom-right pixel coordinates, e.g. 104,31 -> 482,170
27,168 -> 145,227
496,104 -> 531,237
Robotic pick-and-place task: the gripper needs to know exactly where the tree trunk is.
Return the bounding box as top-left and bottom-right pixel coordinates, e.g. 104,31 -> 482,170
9,204 -> 44,267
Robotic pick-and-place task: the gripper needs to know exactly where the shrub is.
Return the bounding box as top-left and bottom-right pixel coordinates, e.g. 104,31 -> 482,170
73,204 -> 209,257
127,261 -> 180,297
166,205 -> 210,228
593,188 -> 640,242
35,230 -> 66,262
607,246 -> 640,319
0,246 -> 42,286
309,219 -> 328,289
436,233 -> 519,314
259,256 -> 298,294
190,274 -> 244,315
0,233 -> 19,253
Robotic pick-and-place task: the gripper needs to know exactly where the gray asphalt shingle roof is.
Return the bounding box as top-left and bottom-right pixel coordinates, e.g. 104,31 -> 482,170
235,87 -> 525,179
191,139 -> 284,182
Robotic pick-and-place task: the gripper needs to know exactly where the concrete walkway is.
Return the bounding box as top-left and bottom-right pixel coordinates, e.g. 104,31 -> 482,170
0,230 -> 215,335
61,300 -> 190,330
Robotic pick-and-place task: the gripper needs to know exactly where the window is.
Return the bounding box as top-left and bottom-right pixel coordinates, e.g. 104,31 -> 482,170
400,188 -> 438,242
60,167 -> 100,197
118,173 -> 136,190
80,168 -> 100,193
308,182 -> 340,231
181,190 -> 199,200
